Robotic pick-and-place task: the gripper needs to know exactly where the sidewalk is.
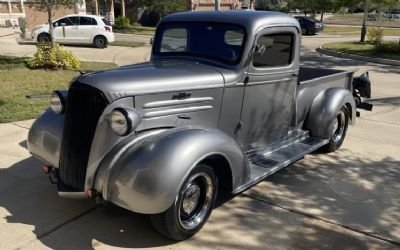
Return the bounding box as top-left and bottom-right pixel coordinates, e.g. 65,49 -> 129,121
0,27 -> 16,37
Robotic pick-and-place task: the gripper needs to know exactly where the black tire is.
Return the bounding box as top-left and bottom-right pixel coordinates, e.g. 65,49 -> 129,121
37,33 -> 51,43
94,35 -> 107,48
301,28 -> 307,35
321,106 -> 349,153
150,164 -> 218,241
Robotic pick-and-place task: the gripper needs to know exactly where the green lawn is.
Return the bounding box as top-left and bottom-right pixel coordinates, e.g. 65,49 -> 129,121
0,56 -> 117,123
325,13 -> 400,27
323,41 -> 400,61
113,24 -> 155,36
323,25 -> 400,36
110,40 -> 145,47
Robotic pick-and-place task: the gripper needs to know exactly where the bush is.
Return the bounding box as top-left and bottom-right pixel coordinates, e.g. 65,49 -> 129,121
114,16 -> 131,29
18,17 -> 27,38
374,41 -> 400,53
26,43 -> 80,70
367,28 -> 383,45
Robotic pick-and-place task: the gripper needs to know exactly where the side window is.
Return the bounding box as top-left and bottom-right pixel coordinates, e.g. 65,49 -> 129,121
253,33 -> 294,68
80,17 -> 97,25
68,16 -> 79,26
160,28 -> 187,52
55,17 -> 73,26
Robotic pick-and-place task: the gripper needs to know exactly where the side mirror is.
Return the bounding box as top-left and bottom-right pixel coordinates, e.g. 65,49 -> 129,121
60,23 -> 66,27
149,37 -> 154,45
53,22 -> 58,27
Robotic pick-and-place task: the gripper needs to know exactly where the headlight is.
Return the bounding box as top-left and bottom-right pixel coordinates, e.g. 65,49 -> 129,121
50,91 -> 65,114
108,108 -> 141,136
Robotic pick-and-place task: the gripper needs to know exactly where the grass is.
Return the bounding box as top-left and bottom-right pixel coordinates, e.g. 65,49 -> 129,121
0,56 -> 117,123
323,25 -> 400,36
325,13 -> 400,27
113,23 -> 156,36
109,40 -> 145,47
323,41 -> 400,61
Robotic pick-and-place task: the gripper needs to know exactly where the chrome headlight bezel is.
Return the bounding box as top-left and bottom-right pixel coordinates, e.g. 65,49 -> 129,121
109,108 -> 132,136
50,91 -> 65,114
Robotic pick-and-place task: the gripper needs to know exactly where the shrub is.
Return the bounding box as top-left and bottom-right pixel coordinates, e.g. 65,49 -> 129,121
114,16 -> 131,29
374,41 -> 400,53
26,43 -> 80,70
18,17 -> 27,39
367,28 -> 383,45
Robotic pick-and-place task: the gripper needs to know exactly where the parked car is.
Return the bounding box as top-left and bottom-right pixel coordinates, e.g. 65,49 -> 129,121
28,11 -> 372,241
294,16 -> 324,35
30,14 -> 115,48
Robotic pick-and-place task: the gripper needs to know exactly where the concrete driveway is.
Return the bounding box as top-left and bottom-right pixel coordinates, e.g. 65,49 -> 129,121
1,34 -> 400,249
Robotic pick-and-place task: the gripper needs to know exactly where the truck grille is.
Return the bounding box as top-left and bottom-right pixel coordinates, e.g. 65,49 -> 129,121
59,83 -> 107,191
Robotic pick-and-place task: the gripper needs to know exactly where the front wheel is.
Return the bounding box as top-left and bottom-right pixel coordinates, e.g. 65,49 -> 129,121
150,164 -> 218,241
321,106 -> 349,152
37,33 -> 51,43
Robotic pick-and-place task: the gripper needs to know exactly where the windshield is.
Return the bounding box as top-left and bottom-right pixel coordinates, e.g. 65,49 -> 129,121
153,22 -> 247,65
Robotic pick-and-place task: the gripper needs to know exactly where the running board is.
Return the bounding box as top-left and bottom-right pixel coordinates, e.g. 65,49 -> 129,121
234,137 -> 328,194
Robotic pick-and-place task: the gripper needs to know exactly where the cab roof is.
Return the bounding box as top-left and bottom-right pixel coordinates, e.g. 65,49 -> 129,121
160,10 -> 300,34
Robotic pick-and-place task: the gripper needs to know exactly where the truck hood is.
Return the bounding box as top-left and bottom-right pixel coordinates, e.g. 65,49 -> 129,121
77,60 -> 225,102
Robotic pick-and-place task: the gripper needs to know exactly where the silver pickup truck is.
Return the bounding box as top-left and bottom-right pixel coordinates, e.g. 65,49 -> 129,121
28,11 -> 372,240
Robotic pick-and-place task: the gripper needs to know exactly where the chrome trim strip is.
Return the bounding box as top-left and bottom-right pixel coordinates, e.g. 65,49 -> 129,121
143,97 -> 213,109
58,192 -> 87,199
247,77 -> 293,86
143,106 -> 213,118
299,69 -> 358,85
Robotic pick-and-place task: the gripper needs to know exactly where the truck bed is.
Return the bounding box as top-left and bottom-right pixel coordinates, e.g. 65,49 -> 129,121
296,66 -> 356,127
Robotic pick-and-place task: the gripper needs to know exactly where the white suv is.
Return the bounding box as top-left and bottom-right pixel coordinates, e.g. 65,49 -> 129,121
31,14 -> 115,48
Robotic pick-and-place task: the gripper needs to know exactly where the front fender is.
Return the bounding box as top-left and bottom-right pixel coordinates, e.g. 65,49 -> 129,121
95,127 -> 247,214
28,109 -> 64,168
305,87 -> 356,139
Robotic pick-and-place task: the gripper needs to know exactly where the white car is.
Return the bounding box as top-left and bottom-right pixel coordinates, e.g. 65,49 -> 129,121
31,14 -> 115,48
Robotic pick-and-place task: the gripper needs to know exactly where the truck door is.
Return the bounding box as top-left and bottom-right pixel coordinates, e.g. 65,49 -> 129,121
237,27 -> 299,151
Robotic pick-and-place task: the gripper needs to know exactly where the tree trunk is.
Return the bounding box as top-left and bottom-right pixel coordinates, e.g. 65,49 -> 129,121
320,11 -> 324,22
48,6 -> 54,48
121,0 -> 125,17
360,0 -> 368,42
215,0 -> 220,11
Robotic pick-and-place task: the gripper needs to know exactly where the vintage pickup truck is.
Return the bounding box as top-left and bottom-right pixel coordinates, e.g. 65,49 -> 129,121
28,10 -> 372,240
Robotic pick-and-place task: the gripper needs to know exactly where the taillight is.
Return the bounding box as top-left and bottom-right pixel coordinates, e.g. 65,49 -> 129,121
105,26 -> 111,32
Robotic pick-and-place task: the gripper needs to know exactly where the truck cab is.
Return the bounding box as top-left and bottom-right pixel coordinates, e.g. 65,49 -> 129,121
28,11 -> 371,241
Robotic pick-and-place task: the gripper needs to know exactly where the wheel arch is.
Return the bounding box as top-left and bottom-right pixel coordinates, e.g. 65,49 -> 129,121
93,34 -> 108,44
37,32 -> 50,42
305,87 -> 356,139
95,127 -> 247,214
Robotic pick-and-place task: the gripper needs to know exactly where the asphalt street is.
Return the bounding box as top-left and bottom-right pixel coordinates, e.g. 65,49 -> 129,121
0,33 -> 399,249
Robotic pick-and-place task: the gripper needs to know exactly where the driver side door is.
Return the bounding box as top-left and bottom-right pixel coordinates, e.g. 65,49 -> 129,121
237,27 -> 299,152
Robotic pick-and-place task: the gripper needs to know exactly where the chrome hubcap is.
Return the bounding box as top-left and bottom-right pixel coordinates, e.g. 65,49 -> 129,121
332,111 -> 346,143
178,173 -> 214,230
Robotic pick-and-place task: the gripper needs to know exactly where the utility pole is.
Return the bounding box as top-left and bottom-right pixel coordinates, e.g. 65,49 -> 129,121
215,0 -> 220,11
360,0 -> 368,42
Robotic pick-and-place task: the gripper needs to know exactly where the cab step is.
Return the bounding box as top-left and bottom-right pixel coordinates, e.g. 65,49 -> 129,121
234,137 -> 328,193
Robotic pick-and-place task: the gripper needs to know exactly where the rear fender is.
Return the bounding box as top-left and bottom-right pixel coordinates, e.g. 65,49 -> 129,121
305,88 -> 355,139
94,127 -> 247,214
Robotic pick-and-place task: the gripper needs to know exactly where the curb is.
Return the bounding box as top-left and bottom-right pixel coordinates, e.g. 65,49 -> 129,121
316,46 -> 400,66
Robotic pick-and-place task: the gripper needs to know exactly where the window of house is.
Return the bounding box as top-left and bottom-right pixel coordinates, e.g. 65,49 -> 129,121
252,33 -> 294,68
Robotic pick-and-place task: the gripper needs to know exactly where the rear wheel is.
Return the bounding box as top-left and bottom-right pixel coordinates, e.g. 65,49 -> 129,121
37,33 -> 51,43
150,164 -> 218,241
94,36 -> 107,48
321,106 -> 349,152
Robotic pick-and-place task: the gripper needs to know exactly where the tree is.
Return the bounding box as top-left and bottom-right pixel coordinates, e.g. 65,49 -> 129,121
134,0 -> 187,19
26,0 -> 81,47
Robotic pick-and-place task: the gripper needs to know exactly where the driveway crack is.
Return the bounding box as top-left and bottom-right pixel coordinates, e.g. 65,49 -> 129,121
14,207 -> 97,250
241,193 -> 400,247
